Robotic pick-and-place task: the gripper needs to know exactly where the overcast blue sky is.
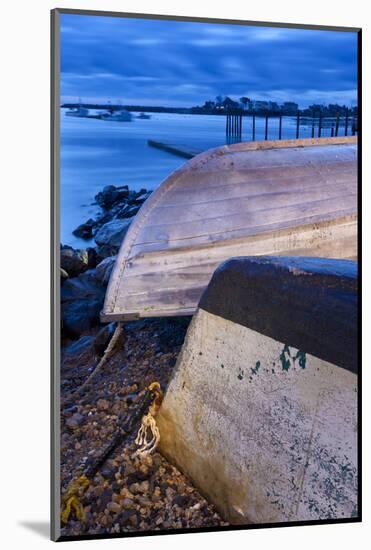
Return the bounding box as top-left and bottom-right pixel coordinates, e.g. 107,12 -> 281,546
60,14 -> 358,108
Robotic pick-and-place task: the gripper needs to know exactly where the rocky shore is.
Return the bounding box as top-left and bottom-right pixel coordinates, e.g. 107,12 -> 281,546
61,184 -> 150,338
60,185 -> 227,537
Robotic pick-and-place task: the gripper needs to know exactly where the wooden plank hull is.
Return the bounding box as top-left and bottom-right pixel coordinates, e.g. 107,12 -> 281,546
102,137 -> 357,321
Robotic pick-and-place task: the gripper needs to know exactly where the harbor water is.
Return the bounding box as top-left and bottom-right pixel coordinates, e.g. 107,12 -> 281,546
60,109 -> 326,247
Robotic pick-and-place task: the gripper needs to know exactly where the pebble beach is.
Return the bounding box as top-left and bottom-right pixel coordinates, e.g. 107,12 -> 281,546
60,183 -> 228,537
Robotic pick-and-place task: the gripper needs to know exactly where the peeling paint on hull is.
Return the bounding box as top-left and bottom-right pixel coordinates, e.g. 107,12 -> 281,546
158,310 -> 357,524
157,257 -> 358,524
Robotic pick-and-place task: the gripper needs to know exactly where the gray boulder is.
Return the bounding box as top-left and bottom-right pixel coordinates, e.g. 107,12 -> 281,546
60,246 -> 89,277
94,218 -> 133,248
96,245 -> 118,261
95,185 -> 129,209
131,189 -> 151,204
72,219 -> 95,240
116,203 -> 141,219
95,256 -> 117,285
61,271 -> 106,337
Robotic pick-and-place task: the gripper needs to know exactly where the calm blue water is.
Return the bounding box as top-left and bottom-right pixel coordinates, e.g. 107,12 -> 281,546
61,110 -> 317,248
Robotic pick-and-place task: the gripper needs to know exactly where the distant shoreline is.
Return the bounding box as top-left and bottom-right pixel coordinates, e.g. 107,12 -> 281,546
61,104 -> 234,115
60,103 -> 354,118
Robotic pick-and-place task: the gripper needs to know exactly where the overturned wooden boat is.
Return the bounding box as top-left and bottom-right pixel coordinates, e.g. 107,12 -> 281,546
102,136 -> 357,321
157,256 -> 358,523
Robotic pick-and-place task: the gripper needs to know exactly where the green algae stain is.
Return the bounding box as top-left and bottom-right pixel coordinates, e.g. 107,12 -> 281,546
279,345 -> 306,372
280,344 -> 292,371
251,360 -> 261,375
295,351 -> 307,369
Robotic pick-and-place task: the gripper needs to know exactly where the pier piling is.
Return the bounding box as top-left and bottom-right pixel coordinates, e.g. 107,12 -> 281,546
226,113 -> 243,141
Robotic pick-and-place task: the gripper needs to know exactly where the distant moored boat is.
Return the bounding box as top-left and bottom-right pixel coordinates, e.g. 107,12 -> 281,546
100,109 -> 132,122
65,105 -> 90,117
102,136 -> 357,322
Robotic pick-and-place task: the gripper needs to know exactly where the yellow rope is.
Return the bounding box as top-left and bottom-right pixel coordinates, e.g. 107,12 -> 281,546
133,412 -> 161,458
61,475 -> 90,524
60,382 -> 163,524
133,382 -> 163,458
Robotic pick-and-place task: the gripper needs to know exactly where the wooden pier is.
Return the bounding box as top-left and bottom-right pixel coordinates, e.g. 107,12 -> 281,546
225,110 -> 358,142
226,113 -> 242,139
148,139 -> 202,159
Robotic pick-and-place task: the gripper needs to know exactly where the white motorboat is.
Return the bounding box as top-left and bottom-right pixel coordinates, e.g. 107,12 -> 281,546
100,109 -> 132,122
65,105 -> 90,117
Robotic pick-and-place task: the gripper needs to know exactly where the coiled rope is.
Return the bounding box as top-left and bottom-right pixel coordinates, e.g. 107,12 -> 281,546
60,381 -> 163,524
133,382 -> 163,458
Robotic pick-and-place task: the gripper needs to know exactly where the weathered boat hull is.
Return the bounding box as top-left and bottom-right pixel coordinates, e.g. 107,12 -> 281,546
157,256 -> 358,524
102,137 -> 357,321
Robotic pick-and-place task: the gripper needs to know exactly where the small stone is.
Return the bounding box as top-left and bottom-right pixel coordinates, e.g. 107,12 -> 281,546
139,480 -> 150,493
97,399 -> 110,411
143,455 -> 153,468
124,463 -> 136,476
128,483 -> 139,494
139,464 -> 149,476
129,479 -> 149,494
119,487 -> 134,499
121,497 -> 134,509
107,501 -> 121,514
66,412 -> 84,429
100,465 -> 116,480
165,486 -> 175,500
126,471 -> 147,486
153,454 -> 162,468
172,495 -> 189,507
98,489 -> 113,511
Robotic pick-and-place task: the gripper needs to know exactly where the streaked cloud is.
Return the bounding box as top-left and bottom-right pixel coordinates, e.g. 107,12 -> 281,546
60,14 -> 358,107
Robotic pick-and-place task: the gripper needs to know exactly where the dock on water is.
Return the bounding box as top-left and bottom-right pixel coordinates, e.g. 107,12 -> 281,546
148,139 -> 202,159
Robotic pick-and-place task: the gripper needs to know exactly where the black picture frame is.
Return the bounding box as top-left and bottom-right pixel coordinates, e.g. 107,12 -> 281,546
51,8 -> 362,542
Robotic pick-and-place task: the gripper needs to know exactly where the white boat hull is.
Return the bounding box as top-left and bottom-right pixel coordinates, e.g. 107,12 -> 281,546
102,137 -> 357,321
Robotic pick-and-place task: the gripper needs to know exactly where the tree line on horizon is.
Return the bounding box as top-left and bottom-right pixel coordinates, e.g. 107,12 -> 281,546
191,96 -> 358,116
61,96 -> 358,117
